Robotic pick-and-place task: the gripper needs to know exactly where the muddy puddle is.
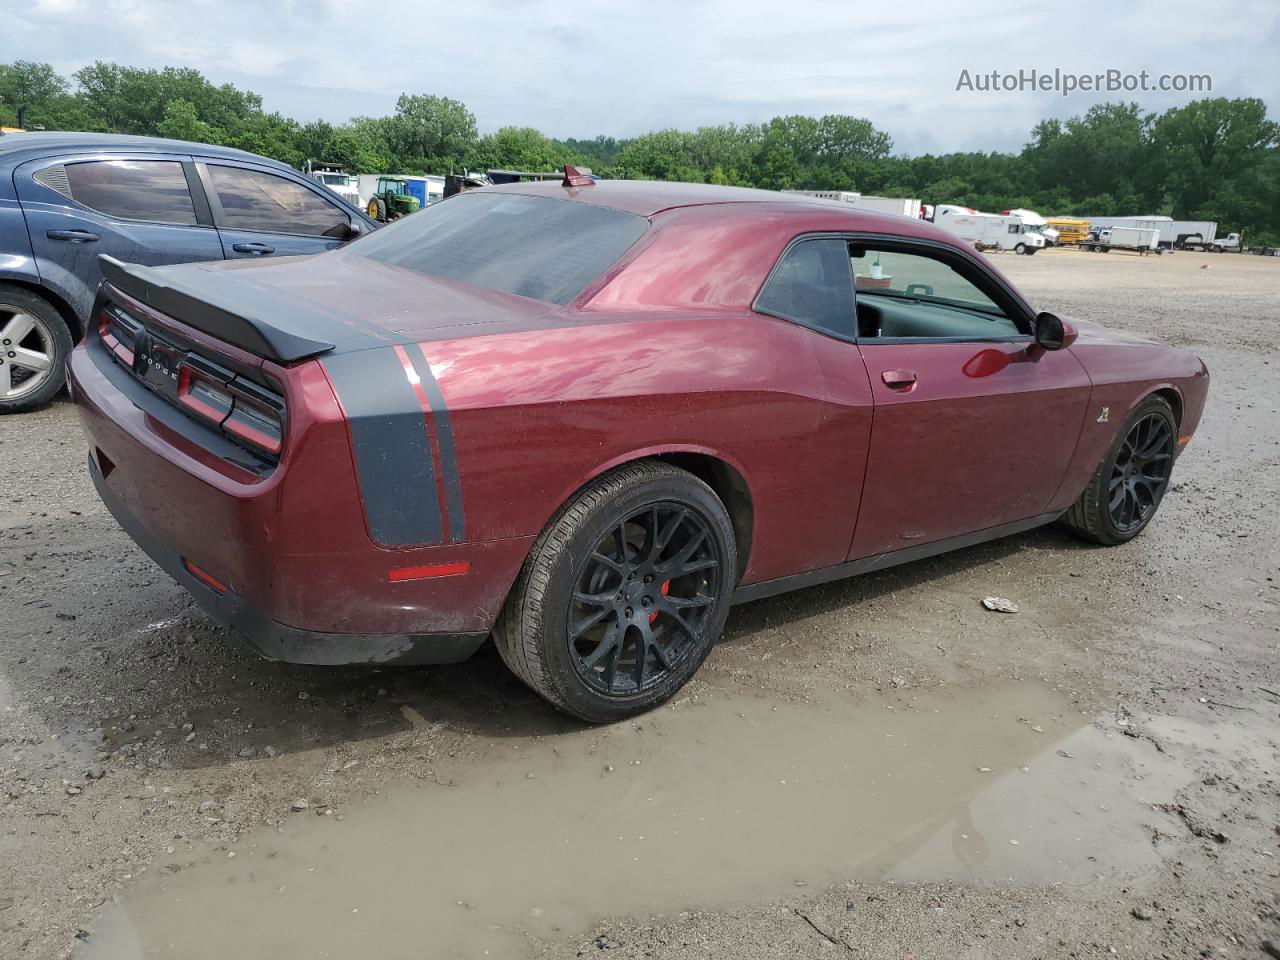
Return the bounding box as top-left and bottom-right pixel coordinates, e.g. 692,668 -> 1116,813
82,683 -> 1197,959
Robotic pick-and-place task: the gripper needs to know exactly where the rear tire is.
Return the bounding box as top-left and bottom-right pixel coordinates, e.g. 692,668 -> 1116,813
0,286 -> 72,415
1060,395 -> 1178,546
495,461 -> 737,723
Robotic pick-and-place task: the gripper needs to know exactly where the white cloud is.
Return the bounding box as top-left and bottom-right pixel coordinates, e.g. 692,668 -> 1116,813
6,0 -> 1277,153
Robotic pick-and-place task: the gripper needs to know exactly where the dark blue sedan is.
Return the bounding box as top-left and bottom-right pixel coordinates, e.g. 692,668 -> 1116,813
0,132 -> 376,412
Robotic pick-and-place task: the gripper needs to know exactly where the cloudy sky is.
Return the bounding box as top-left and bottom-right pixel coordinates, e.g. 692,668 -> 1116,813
7,0 -> 1278,154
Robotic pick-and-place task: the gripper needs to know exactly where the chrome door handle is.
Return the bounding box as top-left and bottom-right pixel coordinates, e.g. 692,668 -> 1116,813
47,229 -> 99,243
232,242 -> 275,255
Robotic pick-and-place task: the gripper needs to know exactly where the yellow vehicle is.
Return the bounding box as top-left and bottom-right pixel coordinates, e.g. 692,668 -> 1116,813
1047,217 -> 1091,245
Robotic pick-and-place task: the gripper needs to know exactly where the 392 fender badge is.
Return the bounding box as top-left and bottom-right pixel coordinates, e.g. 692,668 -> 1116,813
1097,406 -> 1111,423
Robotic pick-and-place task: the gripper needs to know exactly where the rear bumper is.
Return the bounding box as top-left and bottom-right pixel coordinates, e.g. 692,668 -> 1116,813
90,453 -> 487,665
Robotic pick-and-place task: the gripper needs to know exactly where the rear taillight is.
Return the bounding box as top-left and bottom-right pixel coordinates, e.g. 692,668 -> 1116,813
176,357 -> 285,458
98,302 -> 287,462
223,379 -> 284,456
98,307 -> 137,367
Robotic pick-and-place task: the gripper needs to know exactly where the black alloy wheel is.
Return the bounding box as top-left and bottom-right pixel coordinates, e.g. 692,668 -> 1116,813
1061,394 -> 1179,545
1108,412 -> 1175,533
495,461 -> 737,722
569,503 -> 723,696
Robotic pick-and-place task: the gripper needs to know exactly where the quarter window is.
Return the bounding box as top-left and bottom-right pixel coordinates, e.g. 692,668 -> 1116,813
64,160 -> 197,225
755,238 -> 855,338
207,166 -> 349,237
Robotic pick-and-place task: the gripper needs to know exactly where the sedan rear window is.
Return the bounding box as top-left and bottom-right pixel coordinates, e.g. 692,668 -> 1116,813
351,193 -> 649,305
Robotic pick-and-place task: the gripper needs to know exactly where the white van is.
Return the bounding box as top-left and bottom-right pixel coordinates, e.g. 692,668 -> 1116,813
934,210 -> 1046,255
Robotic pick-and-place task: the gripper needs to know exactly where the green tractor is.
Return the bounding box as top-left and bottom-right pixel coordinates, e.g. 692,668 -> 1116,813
366,176 -> 420,222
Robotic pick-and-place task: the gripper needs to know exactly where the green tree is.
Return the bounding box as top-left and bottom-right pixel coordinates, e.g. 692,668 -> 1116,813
155,98 -> 216,142
1151,97 -> 1278,218
383,94 -> 478,172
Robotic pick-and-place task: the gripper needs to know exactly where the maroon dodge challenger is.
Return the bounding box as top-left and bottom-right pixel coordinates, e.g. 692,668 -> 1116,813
69,173 -> 1209,721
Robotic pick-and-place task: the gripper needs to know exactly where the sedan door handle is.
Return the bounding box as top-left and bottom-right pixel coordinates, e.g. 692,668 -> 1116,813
46,229 -> 99,243
231,242 -> 275,256
881,369 -> 918,390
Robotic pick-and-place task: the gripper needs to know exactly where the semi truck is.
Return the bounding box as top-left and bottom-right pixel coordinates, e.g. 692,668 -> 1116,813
999,209 -> 1060,245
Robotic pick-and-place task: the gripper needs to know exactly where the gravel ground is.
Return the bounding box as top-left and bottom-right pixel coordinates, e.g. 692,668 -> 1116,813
1,247 -> 1277,959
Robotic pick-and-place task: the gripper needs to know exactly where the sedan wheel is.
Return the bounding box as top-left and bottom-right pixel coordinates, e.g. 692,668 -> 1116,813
0,288 -> 72,414
495,461 -> 736,722
0,310 -> 54,400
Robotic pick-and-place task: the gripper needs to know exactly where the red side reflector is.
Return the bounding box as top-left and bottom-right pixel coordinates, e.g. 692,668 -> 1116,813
183,559 -> 227,594
387,561 -> 471,583
1178,434 -> 1192,447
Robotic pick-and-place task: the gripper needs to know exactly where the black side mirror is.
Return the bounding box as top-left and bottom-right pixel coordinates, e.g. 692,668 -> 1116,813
1034,311 -> 1067,350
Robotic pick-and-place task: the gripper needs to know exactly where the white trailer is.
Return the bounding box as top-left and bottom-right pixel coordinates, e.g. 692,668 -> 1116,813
1083,215 -> 1219,250
1082,226 -> 1159,255
785,190 -> 922,219
934,210 -> 1046,254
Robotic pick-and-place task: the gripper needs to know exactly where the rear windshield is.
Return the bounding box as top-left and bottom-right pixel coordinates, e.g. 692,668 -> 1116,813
351,192 -> 649,305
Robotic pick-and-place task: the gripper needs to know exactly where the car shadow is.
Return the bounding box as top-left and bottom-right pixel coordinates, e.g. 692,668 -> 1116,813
0,514 -> 1091,772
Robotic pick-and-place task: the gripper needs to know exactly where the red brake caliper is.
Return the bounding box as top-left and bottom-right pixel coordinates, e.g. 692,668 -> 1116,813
649,580 -> 671,624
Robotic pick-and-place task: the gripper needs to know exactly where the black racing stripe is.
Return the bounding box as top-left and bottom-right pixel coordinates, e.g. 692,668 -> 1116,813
405,343 -> 466,543
324,349 -> 442,547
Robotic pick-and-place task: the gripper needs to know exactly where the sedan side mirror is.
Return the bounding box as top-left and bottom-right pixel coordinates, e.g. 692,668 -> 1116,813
343,221 -> 365,241
1033,312 -> 1077,351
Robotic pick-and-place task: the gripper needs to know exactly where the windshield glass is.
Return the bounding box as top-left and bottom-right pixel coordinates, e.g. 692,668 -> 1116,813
352,192 -> 649,304
318,174 -> 350,185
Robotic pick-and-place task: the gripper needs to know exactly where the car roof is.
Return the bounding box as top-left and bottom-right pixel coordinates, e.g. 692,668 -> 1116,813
482,178 -> 865,218
0,131 -> 292,171
481,177 -> 956,239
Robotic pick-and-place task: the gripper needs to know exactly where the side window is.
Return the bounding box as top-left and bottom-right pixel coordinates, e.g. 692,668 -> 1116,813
851,246 -> 1023,341
755,238 -> 854,338
207,166 -> 349,237
63,160 -> 197,225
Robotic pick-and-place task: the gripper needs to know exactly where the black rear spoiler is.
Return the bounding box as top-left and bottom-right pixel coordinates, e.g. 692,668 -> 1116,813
99,256 -> 336,363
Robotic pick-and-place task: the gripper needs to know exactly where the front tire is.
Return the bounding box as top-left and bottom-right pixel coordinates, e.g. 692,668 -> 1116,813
1060,395 -> 1178,545
1014,242 -> 1027,255
0,286 -> 72,414
495,461 -> 737,722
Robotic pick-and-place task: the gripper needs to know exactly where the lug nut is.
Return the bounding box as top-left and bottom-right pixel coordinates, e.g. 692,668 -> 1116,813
641,597 -> 652,608
624,607 -> 634,618
643,574 -> 653,584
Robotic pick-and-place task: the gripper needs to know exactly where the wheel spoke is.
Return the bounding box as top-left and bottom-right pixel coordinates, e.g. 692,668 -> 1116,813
572,589 -> 614,608
662,593 -> 714,610
0,312 -> 36,344
589,551 -> 624,574
602,644 -> 621,692
657,603 -> 699,642
10,347 -> 50,372
0,361 -> 11,397
582,623 -> 622,670
652,508 -> 688,562
569,605 -> 611,641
